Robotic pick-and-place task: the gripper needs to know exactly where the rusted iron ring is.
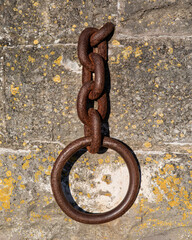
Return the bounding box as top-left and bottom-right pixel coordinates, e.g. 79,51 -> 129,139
51,136 -> 140,224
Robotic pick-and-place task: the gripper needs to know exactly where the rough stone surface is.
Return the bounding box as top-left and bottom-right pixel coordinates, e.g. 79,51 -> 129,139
0,0 -> 192,240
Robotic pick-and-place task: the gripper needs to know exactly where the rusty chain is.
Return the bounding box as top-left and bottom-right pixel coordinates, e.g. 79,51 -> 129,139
51,23 -> 140,224
77,22 -> 114,153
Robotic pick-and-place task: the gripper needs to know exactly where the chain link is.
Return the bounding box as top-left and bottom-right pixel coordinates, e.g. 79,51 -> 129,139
77,22 -> 115,153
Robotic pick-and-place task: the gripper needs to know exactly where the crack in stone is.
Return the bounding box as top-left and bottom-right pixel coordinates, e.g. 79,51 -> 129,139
0,147 -> 31,155
29,139 -> 65,148
120,1 -> 190,22
141,224 -> 192,240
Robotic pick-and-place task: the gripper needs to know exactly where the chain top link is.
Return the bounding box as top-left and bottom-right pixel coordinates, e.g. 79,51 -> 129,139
77,22 -> 115,153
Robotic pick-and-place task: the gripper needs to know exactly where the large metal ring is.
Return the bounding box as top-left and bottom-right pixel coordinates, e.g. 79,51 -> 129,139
51,136 -> 140,224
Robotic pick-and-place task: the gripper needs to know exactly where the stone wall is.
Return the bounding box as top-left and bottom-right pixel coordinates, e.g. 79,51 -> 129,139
0,0 -> 191,239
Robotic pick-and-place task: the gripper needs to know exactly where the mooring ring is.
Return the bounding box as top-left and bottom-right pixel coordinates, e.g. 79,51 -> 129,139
51,136 -> 140,224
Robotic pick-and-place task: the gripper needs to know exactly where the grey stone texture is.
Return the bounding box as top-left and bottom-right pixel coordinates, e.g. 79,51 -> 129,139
0,0 -> 192,239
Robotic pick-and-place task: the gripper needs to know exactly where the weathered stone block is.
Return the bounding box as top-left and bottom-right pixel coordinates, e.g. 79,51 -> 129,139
108,37 -> 191,146
3,0 -> 118,46
117,0 -> 192,36
3,45 -> 83,147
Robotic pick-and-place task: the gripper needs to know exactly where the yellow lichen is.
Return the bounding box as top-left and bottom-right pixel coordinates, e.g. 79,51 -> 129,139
118,156 -> 124,164
135,47 -> 142,57
144,142 -> 152,148
33,2 -> 39,7
47,156 -> 55,162
0,177 -> 14,209
87,193 -> 91,198
164,64 -> 168,70
11,85 -> 19,95
105,156 -> 110,163
163,153 -> 172,160
105,192 -> 111,197
18,176 -> 22,180
43,214 -> 51,220
122,46 -> 133,59
38,165 -> 44,171
111,54 -> 120,64
74,173 -> 80,179
6,171 -> 12,177
45,166 -> 52,175
28,56 -> 35,63
168,47 -> 173,54
33,40 -> 39,45
146,157 -> 152,162
22,160 -> 29,170
54,56 -> 62,66
20,184 -> 25,189
102,175 -> 112,184
112,40 -> 120,46
53,75 -> 61,83
156,119 -> 163,124
98,158 -> 103,164
35,170 -> 41,182
153,186 -> 163,202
